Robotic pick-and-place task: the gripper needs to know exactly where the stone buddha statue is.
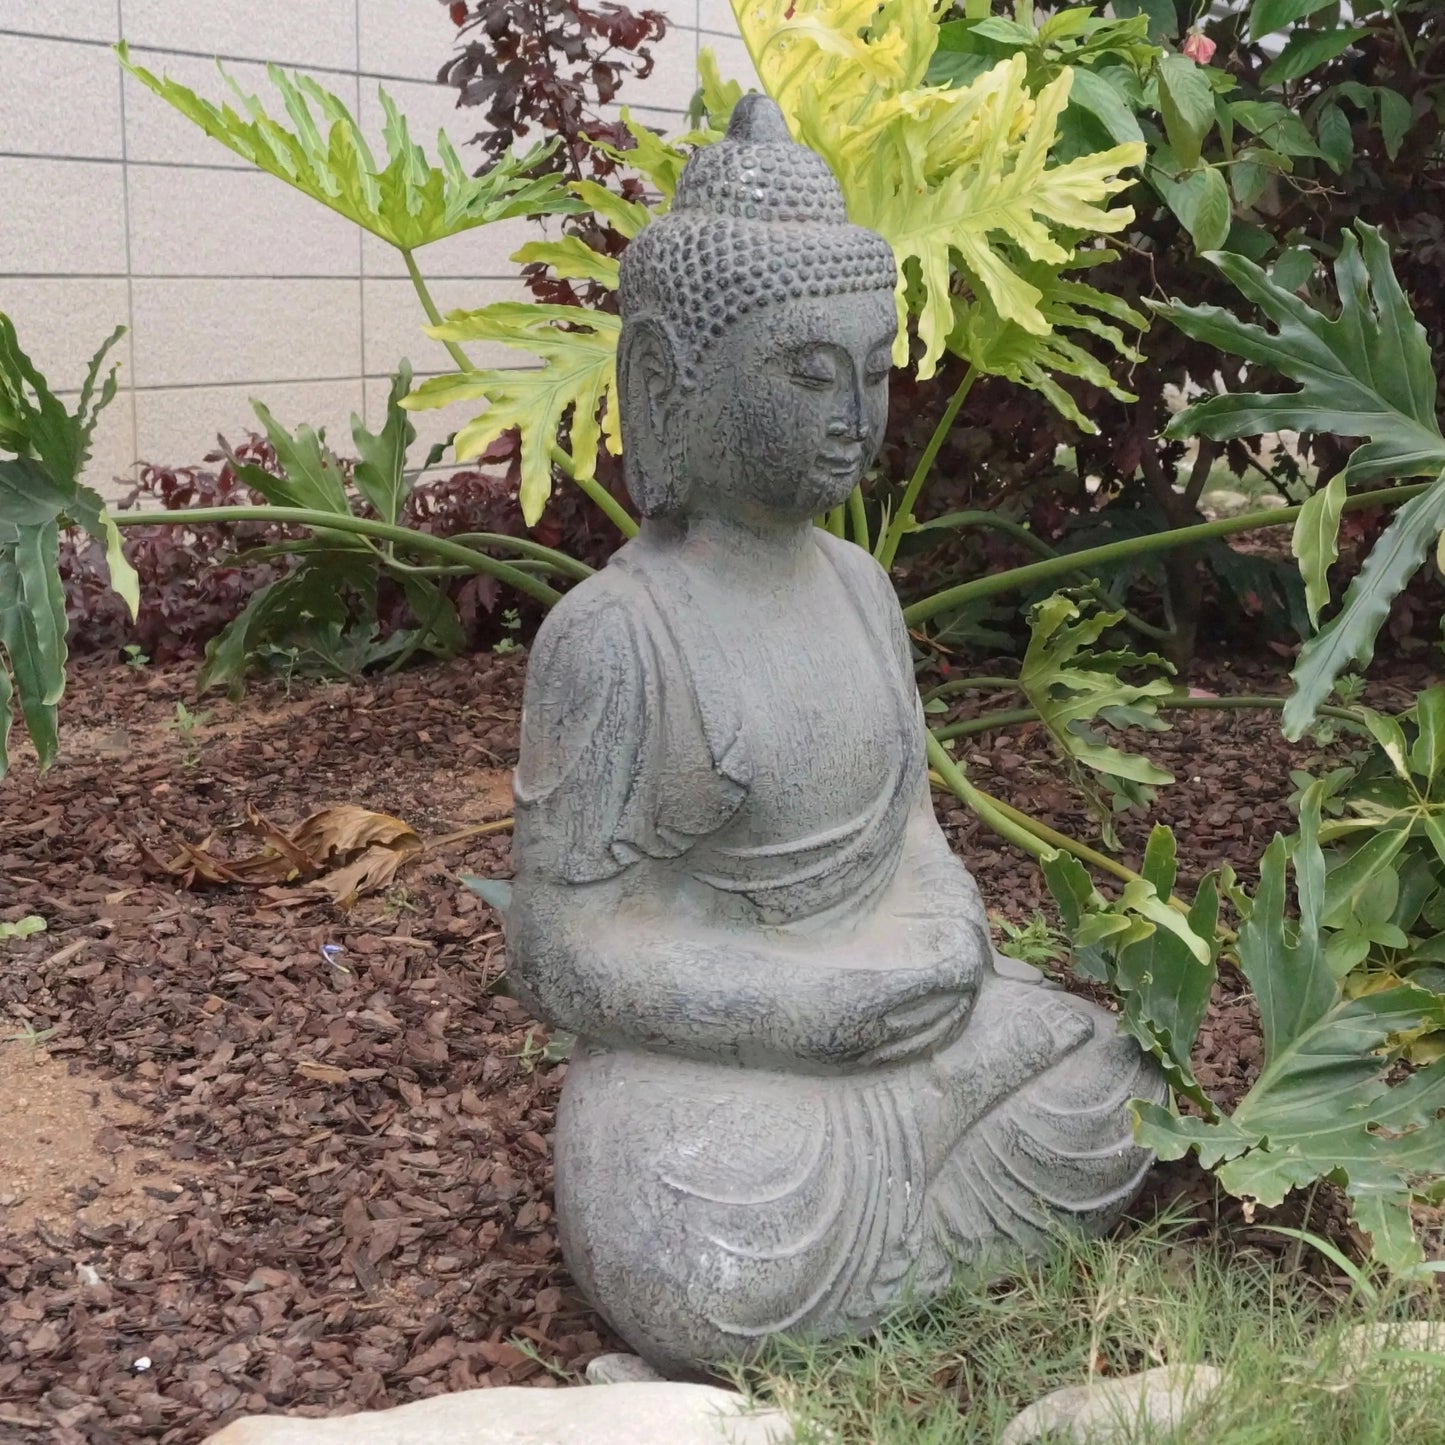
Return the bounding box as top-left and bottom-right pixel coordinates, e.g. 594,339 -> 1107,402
507,95 -> 1164,1376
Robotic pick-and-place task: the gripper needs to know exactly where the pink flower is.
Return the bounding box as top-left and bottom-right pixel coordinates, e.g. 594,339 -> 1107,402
1182,31 -> 1217,65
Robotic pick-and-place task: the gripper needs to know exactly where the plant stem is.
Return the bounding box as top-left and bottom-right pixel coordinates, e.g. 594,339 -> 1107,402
898,508 -> 1172,642
447,531 -> 595,580
932,692 -> 1373,742
403,247 -> 474,373
921,675 -> 1021,703
113,507 -> 562,607
876,366 -> 977,570
548,445 -> 639,538
903,481 -> 1433,626
847,484 -> 870,551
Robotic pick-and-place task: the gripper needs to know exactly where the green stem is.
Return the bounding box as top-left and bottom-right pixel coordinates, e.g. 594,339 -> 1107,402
933,692 -> 1372,743
113,507 -> 562,607
549,445 -> 639,538
903,481 -> 1432,626
447,531 -> 595,581
403,247 -> 473,373
847,484 -> 869,551
926,732 -> 1049,862
876,366 -> 977,571
921,675 -> 1021,703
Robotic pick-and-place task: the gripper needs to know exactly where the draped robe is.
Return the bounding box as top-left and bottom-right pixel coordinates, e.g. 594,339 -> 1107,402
510,528 -> 1163,1371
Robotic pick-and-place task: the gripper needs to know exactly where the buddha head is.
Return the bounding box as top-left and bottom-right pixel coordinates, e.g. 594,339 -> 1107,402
617,96 -> 898,525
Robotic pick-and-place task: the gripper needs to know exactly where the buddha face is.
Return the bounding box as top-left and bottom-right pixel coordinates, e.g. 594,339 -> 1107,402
620,289 -> 897,526
678,291 -> 896,523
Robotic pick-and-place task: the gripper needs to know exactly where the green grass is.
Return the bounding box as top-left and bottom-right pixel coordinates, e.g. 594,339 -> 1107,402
742,1215 -> 1445,1443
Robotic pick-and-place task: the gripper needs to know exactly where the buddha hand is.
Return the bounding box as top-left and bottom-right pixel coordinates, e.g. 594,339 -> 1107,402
820,919 -> 983,1068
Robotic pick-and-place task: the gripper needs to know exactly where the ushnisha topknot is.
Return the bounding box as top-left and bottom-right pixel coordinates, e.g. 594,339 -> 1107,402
619,94 -> 896,378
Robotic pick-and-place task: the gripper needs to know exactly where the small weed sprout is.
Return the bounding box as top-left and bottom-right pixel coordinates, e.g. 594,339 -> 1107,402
994,912 -> 1065,974
122,643 -> 149,668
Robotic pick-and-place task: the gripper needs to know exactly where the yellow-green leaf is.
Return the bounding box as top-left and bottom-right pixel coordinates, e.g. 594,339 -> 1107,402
404,305 -> 621,525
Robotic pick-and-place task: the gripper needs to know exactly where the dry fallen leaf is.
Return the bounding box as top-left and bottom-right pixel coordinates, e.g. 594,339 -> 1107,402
141,804 -> 422,902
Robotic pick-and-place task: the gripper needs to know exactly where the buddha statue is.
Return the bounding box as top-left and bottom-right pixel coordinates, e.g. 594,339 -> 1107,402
507,95 -> 1164,1376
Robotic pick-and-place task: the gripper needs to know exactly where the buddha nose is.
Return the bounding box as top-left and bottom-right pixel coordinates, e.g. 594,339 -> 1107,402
829,385 -> 868,442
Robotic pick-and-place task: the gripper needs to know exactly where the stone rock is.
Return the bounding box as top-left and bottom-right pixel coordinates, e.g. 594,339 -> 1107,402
1339,1321 -> 1445,1379
999,1364 -> 1225,1444
203,1382 -> 793,1445
585,1352 -> 666,1384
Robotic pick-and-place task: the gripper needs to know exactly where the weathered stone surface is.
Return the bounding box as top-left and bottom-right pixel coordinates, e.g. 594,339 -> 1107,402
586,1353 -> 666,1384
1340,1321 -> 1445,1378
999,1364 -> 1225,1444
203,1382 -> 793,1445
504,92 -> 1164,1377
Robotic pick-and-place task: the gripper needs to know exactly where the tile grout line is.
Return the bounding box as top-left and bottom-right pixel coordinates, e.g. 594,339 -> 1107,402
354,0 -> 368,430
114,0 -> 140,477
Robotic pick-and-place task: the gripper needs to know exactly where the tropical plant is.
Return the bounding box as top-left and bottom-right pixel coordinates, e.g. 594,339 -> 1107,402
0,315 -> 136,778
1158,221 -> 1445,739
407,0 -> 1151,529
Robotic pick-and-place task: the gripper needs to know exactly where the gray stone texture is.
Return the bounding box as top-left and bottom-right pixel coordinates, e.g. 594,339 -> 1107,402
203,1382 -> 792,1444
507,95 -> 1164,1375
999,1365 -> 1226,1443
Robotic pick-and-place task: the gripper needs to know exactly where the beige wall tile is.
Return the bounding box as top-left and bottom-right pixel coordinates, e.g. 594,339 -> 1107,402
363,275 -> 528,376
358,0 -> 460,82
0,278 -> 131,392
634,20 -> 700,115
129,277 -> 361,387
133,377 -> 365,467
127,166 -> 360,277
0,158 -> 128,274
122,52 -> 292,168
698,0 -> 739,36
119,0 -> 358,71
0,34 -> 125,159
10,1 -> 118,43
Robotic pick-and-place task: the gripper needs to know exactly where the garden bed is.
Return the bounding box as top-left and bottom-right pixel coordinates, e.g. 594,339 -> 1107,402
0,646 -> 1431,1442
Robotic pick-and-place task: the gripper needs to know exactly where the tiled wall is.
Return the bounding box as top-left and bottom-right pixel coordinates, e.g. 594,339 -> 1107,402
0,0 -> 757,498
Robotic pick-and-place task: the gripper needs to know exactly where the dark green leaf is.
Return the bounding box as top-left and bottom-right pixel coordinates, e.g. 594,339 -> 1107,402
1376,87 -> 1412,161
1067,67 -> 1145,148
1158,225 -> 1445,487
1261,27 -> 1371,87
351,362 -> 416,525
1249,0 -> 1335,40
1158,53 -> 1216,170
1153,160 -> 1231,251
1316,102 -> 1353,173
1228,99 -> 1324,157
1285,472 -> 1445,738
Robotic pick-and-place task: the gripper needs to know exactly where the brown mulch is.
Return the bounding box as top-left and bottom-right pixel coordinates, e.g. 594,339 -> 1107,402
0,646 -> 1430,1442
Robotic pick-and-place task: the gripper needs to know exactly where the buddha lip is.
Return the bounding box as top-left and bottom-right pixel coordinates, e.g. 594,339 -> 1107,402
818,449 -> 864,469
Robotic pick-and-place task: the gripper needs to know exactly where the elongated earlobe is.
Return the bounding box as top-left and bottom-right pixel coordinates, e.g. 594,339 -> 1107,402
618,316 -> 686,517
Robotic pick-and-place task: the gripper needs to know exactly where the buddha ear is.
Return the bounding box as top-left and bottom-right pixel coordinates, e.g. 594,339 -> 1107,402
618,316 -> 685,516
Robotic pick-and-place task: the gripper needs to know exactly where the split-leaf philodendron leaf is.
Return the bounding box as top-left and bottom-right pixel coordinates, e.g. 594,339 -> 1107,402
116,43 -> 580,253
1135,782 -> 1445,1274
1157,223 -> 1445,739
0,315 -> 135,778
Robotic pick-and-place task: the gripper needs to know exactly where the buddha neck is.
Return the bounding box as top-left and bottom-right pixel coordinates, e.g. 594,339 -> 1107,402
642,507 -> 819,583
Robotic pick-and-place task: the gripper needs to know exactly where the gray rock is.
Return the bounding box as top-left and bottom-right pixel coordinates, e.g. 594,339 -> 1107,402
505,93 -> 1164,1376
1339,1321 -> 1445,1379
999,1364 -> 1225,1444
203,1382 -> 792,1445
586,1353 -> 666,1384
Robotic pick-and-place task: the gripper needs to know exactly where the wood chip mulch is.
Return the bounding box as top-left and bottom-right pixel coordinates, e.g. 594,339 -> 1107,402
0,645 -> 1430,1441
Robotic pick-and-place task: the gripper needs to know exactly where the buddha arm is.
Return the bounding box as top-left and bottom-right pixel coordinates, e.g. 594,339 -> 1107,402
506,866 -> 972,1069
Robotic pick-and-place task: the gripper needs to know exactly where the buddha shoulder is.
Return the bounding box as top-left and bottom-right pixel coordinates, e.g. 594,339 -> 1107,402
522,564 -> 651,706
